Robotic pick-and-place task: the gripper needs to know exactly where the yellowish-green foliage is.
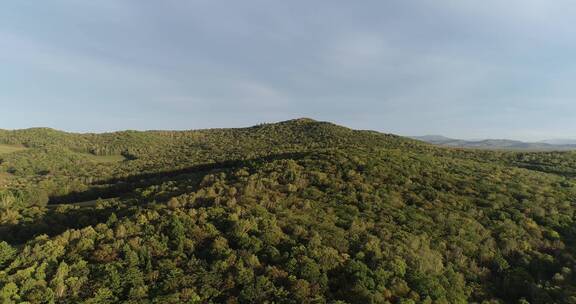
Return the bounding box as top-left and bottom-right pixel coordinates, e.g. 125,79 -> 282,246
0,144 -> 26,154
0,119 -> 575,303
74,152 -> 126,163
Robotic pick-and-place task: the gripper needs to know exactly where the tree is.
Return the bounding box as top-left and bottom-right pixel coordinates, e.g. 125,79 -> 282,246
0,241 -> 16,267
0,282 -> 19,304
50,261 -> 70,298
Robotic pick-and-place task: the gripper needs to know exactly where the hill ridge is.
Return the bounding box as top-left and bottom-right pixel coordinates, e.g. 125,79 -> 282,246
1,119 -> 576,303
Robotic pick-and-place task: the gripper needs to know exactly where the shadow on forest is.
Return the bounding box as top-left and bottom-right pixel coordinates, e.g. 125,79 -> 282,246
512,162 -> 576,178
2,152 -> 311,245
0,204 -> 133,245
48,151 -> 311,205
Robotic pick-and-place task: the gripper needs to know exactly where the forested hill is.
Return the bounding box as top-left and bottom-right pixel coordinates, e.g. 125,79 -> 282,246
1,119 -> 576,303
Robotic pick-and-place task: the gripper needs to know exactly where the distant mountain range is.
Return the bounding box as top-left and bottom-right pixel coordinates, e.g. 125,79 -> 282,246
412,135 -> 576,151
539,139 -> 576,145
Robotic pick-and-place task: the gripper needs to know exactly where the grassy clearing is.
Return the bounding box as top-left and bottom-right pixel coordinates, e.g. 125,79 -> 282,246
0,144 -> 27,155
79,153 -> 126,163
0,172 -> 11,186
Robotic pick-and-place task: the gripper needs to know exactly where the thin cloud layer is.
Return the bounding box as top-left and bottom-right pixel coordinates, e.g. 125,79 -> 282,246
0,1 -> 574,140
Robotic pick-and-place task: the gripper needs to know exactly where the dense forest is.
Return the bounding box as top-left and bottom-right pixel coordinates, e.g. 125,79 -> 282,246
1,118 -> 575,303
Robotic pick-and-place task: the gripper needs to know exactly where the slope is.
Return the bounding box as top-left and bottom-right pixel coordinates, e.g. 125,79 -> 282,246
0,119 -> 575,303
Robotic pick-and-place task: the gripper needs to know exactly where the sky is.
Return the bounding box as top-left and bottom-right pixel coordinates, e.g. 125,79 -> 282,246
1,0 -> 576,140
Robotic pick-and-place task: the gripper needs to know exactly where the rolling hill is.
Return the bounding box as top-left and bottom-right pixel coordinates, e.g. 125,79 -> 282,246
413,135 -> 576,151
0,119 -> 575,303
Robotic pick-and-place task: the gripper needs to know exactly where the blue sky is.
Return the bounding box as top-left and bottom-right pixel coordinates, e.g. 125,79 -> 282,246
1,0 -> 575,140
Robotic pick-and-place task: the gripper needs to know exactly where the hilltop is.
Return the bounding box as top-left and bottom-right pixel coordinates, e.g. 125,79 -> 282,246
0,119 -> 575,303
